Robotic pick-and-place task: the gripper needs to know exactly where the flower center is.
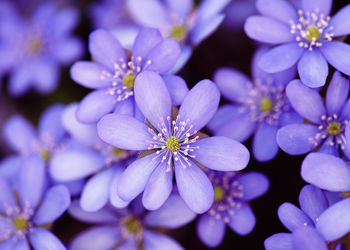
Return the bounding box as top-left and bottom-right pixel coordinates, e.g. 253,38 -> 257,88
124,216 -> 142,234
27,37 -> 43,54
170,25 -> 186,42
214,186 -> 225,202
260,97 -> 273,112
166,136 -> 180,152
306,26 -> 320,41
122,73 -> 136,90
327,122 -> 341,135
40,150 -> 50,162
12,217 -> 27,230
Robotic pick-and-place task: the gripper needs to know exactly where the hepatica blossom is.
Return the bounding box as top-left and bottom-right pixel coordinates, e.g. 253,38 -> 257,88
265,185 -> 350,250
245,0 -> 350,87
207,49 -> 301,162
68,194 -> 196,250
97,71 -> 250,213
0,2 -> 83,96
70,27 -> 184,124
277,71 -> 350,156
49,103 -> 136,211
0,155 -> 70,250
197,170 -> 269,248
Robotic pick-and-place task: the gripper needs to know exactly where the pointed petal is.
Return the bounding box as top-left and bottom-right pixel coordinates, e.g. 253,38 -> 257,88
197,213 -> 225,248
253,124 -> 279,162
320,41 -> 350,76
258,43 -> 304,73
237,172 -> 270,201
277,202 -> 314,231
178,79 -> 220,133
33,185 -> 70,225
175,160 -> 214,213
192,136 -> 250,171
301,152 -> 350,191
228,203 -> 256,235
29,228 -> 65,250
134,71 -> 172,128
97,114 -> 153,150
297,49 -> 328,88
286,80 -> 326,123
326,71 -> 349,116
118,154 -> 160,201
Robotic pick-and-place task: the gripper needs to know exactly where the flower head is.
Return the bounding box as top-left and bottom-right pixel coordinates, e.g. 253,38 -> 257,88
244,0 -> 350,87
97,71 -> 250,213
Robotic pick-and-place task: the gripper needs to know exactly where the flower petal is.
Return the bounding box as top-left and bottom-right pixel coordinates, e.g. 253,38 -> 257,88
298,185 -> 329,223
88,29 -> 127,71
31,60 -> 59,94
33,185 -> 70,225
256,0 -> 298,24
145,38 -> 181,74
38,104 -> 65,145
13,239 -> 30,250
29,228 -> 65,250
244,16 -> 294,44
118,154 -> 160,201
264,233 -> 293,250
80,168 -> 115,212
326,71 -> 349,116
178,79 -> 220,133
302,0 -> 332,16
19,154 -> 45,209
190,14 -> 225,46
70,62 -> 111,89
228,203 -> 256,235
175,159 -> 214,213
144,193 -> 196,229
69,226 -> 121,250
3,115 -> 36,154
237,172 -> 270,201
278,202 -> 314,231
143,230 -> 183,250
292,226 -> 328,250
109,167 -> 129,208
192,136 -> 250,171
277,124 -> 319,155
301,152 -> 350,191
162,75 -> 189,106
253,123 -> 279,162
132,27 -> 163,59
258,43 -> 304,73
213,67 -> 250,103
142,162 -> 173,210
316,197 -> 350,241
297,49 -> 328,88
207,105 -> 244,132
0,176 -> 16,214
197,213 -> 225,248
286,80 -> 326,123
329,4 -> 350,37
134,71 -> 172,128
320,41 -> 350,76
97,114 -> 153,150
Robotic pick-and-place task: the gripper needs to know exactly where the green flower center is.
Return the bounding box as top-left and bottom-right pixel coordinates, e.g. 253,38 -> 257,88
327,122 -> 341,135
124,216 -> 142,234
306,26 -> 320,41
170,25 -> 186,42
260,97 -> 273,112
28,37 -> 43,53
122,73 -> 136,90
113,148 -> 125,157
12,217 -> 27,230
40,150 -> 50,162
166,136 -> 180,152
214,186 -> 225,202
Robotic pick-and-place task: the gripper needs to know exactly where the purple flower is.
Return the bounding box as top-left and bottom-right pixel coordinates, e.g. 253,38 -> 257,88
207,48 -> 301,162
97,71 -> 250,213
265,185 -> 350,250
125,0 -> 230,72
277,71 -> 350,157
70,28 -> 184,124
244,0 -> 350,87
0,2 -> 83,96
197,170 -> 269,248
49,103 -> 136,211
68,194 -> 196,250
0,155 -> 70,250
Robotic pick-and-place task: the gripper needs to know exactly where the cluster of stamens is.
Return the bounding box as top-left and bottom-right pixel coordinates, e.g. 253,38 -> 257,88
239,78 -> 289,126
309,114 -> 348,151
147,115 -> 200,171
207,171 -> 244,224
100,56 -> 152,103
0,201 -> 34,242
289,9 -> 334,50
32,133 -> 67,162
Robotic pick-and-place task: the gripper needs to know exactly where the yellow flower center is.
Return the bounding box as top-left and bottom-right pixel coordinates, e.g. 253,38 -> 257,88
214,186 -> 225,202
124,216 -> 142,234
260,97 -> 273,112
327,122 -> 341,135
12,217 -> 27,230
40,150 -> 50,162
306,26 -> 320,41
170,25 -> 186,42
122,73 -> 136,90
27,37 -> 43,53
166,136 -> 180,152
